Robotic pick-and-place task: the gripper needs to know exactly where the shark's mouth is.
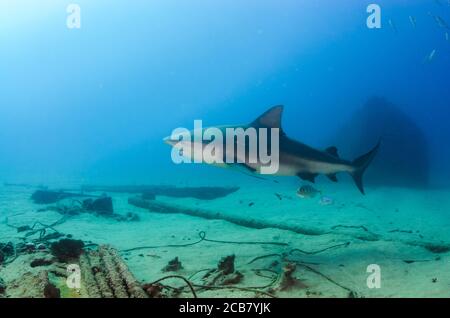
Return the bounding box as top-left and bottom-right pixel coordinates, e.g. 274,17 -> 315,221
165,119 -> 281,174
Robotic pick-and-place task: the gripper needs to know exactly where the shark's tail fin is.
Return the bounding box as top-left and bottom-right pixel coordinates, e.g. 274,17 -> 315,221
350,141 -> 381,194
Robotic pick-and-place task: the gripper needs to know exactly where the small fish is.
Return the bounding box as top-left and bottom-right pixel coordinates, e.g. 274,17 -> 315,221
409,16 -> 417,28
436,16 -> 449,29
296,185 -> 321,199
429,12 -> 450,29
425,49 -> 437,63
388,19 -> 398,33
445,32 -> 449,41
318,196 -> 334,206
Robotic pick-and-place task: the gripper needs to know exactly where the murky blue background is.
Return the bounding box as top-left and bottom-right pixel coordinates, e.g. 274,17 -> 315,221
0,0 -> 449,186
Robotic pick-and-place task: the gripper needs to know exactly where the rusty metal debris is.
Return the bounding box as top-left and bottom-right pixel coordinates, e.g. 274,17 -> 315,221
80,245 -> 148,298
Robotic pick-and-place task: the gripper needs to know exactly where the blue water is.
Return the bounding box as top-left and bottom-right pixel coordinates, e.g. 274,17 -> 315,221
2,1 -> 450,299
0,0 -> 449,187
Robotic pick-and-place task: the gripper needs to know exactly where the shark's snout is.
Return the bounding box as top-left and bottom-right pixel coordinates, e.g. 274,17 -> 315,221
163,136 -> 177,146
164,130 -> 195,147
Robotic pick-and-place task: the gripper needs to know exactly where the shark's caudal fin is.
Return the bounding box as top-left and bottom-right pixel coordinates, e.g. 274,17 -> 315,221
350,141 -> 381,194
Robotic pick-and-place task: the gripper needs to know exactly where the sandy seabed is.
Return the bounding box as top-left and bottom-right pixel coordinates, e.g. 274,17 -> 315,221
1,180 -> 449,298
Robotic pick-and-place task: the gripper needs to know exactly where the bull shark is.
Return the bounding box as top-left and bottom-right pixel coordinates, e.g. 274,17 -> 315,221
164,105 -> 380,194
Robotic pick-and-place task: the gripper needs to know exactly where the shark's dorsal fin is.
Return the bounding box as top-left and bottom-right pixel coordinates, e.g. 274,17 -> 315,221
251,105 -> 284,132
325,146 -> 339,158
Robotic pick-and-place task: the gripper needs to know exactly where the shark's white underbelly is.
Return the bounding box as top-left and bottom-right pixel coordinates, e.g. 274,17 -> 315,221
244,159 -> 352,175
271,157 -> 353,176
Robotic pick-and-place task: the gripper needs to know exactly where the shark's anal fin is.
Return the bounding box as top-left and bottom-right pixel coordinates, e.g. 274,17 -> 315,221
297,172 -> 318,183
325,146 -> 339,158
327,174 -> 338,182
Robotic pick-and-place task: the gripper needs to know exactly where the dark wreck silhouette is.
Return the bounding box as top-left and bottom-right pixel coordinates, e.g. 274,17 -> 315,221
333,97 -> 429,188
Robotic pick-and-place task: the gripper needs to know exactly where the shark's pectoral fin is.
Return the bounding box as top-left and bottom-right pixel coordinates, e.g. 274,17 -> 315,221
326,173 -> 338,182
325,146 -> 339,158
237,163 -> 257,173
211,162 -> 231,169
227,163 -> 276,182
297,172 -> 318,183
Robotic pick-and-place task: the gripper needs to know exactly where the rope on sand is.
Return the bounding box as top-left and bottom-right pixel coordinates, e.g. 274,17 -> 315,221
148,275 -> 197,298
128,196 -> 450,254
122,231 -> 287,253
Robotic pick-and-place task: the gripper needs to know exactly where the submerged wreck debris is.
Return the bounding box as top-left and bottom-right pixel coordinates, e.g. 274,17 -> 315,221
162,257 -> 183,272
278,263 -> 307,291
202,255 -> 243,286
38,198 -> 139,222
30,257 -> 54,268
7,270 -> 61,298
50,239 -> 85,262
0,242 -> 15,265
142,283 -> 164,298
2,237 -> 147,298
402,259 -> 433,264
31,190 -> 98,204
81,185 -> 240,200
144,275 -> 197,298
128,196 -> 450,254
333,96 -> 430,188
83,197 -> 114,215
247,250 -> 357,296
80,245 -> 148,298
122,212 -> 141,222
0,277 -> 5,295
42,271 -> 61,298
38,204 -> 83,216
128,196 -> 324,236
414,242 -> 450,254
218,255 -> 235,275
141,192 -> 156,200
220,271 -> 244,286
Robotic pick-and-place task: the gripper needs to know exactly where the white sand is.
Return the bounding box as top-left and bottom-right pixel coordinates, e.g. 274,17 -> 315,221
1,181 -> 449,298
